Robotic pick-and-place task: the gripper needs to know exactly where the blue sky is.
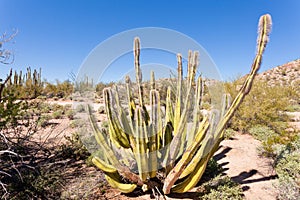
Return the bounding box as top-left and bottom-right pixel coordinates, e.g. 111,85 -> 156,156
0,0 -> 299,83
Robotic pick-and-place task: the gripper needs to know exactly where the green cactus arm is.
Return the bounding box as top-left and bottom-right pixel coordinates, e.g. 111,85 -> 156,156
170,143 -> 214,193
187,76 -> 203,148
150,70 -> 155,90
169,51 -> 199,164
187,50 -> 192,84
214,14 -> 272,141
173,53 -> 183,133
163,117 -> 209,193
188,51 -> 198,87
103,88 -> 131,148
134,37 -> 150,123
149,89 -> 162,177
125,76 -> 136,121
135,107 -> 149,181
113,85 -> 137,151
165,86 -> 174,127
87,104 -> 128,171
88,103 -> 146,186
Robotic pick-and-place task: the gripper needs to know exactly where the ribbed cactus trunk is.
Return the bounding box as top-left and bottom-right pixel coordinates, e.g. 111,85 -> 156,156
89,14 -> 272,195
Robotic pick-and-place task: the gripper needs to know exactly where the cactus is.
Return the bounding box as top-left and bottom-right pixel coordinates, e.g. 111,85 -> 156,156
89,14 -> 272,194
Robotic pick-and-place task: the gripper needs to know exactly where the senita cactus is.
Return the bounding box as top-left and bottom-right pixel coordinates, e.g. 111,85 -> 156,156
89,14 -> 272,194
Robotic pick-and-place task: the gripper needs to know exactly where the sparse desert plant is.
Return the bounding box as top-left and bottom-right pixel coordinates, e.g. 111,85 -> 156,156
66,109 -> 75,120
225,80 -> 297,133
198,176 -> 243,200
75,104 -> 85,113
38,114 -> 51,127
62,132 -> 90,160
249,125 -> 277,142
98,105 -> 105,114
274,137 -> 300,200
82,14 -> 272,195
52,110 -> 63,119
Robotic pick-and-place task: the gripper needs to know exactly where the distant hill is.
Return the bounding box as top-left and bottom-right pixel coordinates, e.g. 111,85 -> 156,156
257,59 -> 300,87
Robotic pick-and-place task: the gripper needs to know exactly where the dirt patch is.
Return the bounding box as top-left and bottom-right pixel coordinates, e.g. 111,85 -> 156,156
216,133 -> 278,200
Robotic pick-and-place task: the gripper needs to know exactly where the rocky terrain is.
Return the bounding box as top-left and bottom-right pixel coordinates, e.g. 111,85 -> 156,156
257,59 -> 300,88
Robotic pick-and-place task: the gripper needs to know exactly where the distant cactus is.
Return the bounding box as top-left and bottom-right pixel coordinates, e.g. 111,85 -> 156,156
88,14 -> 272,194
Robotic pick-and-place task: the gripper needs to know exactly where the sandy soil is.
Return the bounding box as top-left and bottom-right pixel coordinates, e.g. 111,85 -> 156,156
215,133 -> 279,200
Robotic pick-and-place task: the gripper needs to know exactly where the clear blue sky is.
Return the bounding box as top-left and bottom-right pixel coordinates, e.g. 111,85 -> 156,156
0,0 -> 299,83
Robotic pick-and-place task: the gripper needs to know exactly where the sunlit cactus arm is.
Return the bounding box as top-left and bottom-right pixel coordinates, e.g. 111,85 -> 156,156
186,50 -> 192,84
220,93 -> 232,118
149,88 -> 161,177
187,76 -> 204,148
125,76 -> 136,119
163,117 -> 209,193
113,85 -> 137,151
134,37 -> 149,122
134,37 -> 143,107
188,51 -> 198,87
164,86 -> 174,127
88,103 -> 146,186
214,14 -> 272,141
169,51 -> 199,165
104,88 -> 131,148
87,105 -> 119,164
135,107 -> 149,181
105,173 -> 137,193
178,51 -> 199,156
173,53 -> 183,134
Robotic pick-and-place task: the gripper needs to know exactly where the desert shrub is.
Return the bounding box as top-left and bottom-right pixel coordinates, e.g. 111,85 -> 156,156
6,166 -> 64,200
95,81 -> 114,96
101,120 -> 109,129
38,114 -> 51,127
70,119 -> 85,128
198,176 -> 243,200
75,104 -> 85,113
50,103 -> 64,112
249,125 -> 298,156
52,110 -> 63,119
225,80 -> 297,133
202,158 -> 223,180
36,102 -> 52,114
285,104 -> 300,112
66,109 -> 75,120
223,128 -> 236,140
36,95 -> 47,100
273,137 -> 300,200
62,132 -> 90,160
249,125 -> 277,142
44,80 -> 73,99
98,105 -> 105,114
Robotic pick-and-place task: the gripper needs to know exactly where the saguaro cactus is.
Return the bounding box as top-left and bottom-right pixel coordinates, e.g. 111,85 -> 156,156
89,14 -> 272,194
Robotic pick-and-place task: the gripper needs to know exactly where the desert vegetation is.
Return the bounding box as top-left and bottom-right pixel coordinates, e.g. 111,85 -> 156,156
1,14 -> 300,200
